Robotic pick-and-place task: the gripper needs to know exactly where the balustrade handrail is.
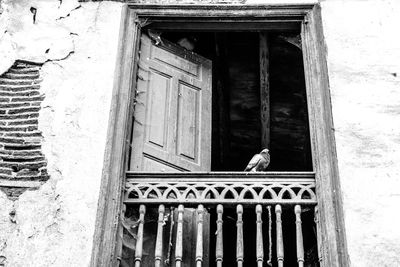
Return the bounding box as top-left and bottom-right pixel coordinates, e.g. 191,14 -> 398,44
126,171 -> 315,179
124,171 -> 317,205
123,172 -> 320,267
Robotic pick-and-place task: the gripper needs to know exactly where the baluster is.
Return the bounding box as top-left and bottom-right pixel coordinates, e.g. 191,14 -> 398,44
175,205 -> 184,267
256,205 -> 264,267
295,205 -> 304,267
314,206 -> 323,263
267,206 -> 272,267
134,205 -> 146,267
165,207 -> 175,266
216,204 -> 224,267
154,205 -> 165,267
196,205 -> 204,267
236,204 -> 244,267
275,204 -> 284,267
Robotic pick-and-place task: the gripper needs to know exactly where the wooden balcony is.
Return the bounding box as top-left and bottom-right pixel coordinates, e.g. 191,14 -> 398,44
122,172 -> 320,267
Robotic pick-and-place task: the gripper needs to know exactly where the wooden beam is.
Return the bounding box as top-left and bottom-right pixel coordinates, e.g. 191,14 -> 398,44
301,4 -> 349,267
147,21 -> 300,32
259,32 -> 270,149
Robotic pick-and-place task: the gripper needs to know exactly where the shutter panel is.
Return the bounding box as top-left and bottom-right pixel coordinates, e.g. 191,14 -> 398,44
128,34 -> 212,266
130,34 -> 212,172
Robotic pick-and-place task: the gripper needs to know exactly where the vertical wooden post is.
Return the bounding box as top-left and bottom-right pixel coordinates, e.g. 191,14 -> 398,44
256,205 -> 264,267
275,204 -> 284,267
196,205 -> 204,267
216,204 -> 224,267
295,205 -> 305,267
134,205 -> 146,267
315,206 -> 323,264
154,205 -> 165,267
175,205 -> 184,267
267,206 -> 273,267
259,32 -> 270,149
236,204 -> 244,267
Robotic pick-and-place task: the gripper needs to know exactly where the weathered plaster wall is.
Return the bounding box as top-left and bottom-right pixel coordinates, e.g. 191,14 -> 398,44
321,1 -> 400,266
0,0 -> 123,266
0,0 -> 399,266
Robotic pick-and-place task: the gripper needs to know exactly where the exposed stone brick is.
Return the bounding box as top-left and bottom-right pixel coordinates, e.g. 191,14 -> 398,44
0,91 -> 41,97
4,144 -> 41,150
3,72 -> 40,80
0,61 -> 49,200
0,161 -> 47,170
0,79 -> 41,86
11,96 -> 45,102
7,119 -> 39,126
0,137 -> 25,144
15,169 -> 40,177
2,155 -> 46,162
30,102 -> 42,106
8,68 -> 40,74
0,125 -> 38,131
11,175 -> 49,181
0,102 -> 31,108
5,131 -> 42,137
7,107 -> 41,115
0,85 -> 41,91
0,150 -> 43,157
0,113 -> 39,120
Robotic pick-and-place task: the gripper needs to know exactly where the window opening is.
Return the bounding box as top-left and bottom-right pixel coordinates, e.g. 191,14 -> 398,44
130,30 -> 312,172
122,29 -> 317,267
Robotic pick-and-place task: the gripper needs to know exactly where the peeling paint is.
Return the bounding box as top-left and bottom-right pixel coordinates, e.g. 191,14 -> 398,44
0,0 -> 123,266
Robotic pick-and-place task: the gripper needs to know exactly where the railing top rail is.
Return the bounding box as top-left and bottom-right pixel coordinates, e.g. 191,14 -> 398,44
125,172 -> 317,205
126,171 -> 315,179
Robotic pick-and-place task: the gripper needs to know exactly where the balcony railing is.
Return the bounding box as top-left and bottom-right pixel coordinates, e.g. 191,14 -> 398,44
122,172 -> 320,267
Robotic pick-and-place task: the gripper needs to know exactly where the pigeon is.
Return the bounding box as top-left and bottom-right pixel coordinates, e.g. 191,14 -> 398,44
147,29 -> 163,46
244,148 -> 270,172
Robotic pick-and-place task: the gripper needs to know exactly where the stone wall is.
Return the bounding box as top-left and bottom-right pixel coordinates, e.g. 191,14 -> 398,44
0,61 -> 49,200
0,0 -> 399,266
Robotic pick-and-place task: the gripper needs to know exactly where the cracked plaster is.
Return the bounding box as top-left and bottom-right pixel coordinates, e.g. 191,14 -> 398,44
0,0 -> 123,266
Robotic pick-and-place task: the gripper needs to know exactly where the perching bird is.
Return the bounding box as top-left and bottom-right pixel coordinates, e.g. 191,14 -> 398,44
147,29 -> 163,46
244,148 -> 270,172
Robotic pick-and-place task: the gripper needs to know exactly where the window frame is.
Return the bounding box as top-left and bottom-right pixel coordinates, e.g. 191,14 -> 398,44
90,4 -> 348,267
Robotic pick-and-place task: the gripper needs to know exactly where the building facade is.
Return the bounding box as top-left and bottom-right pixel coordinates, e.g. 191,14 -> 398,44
0,0 -> 399,266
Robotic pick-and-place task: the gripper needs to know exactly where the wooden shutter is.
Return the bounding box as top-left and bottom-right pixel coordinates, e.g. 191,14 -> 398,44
127,34 -> 212,266
130,34 -> 212,172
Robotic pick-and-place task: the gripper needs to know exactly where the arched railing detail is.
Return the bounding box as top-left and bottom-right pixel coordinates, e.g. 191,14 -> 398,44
125,172 -> 316,205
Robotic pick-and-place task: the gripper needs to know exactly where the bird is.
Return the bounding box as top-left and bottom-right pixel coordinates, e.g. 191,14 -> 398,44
147,29 -> 163,46
244,148 -> 270,172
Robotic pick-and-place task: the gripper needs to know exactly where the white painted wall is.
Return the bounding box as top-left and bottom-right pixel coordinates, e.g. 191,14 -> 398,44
0,0 -> 123,266
321,1 -> 400,266
0,0 -> 399,266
